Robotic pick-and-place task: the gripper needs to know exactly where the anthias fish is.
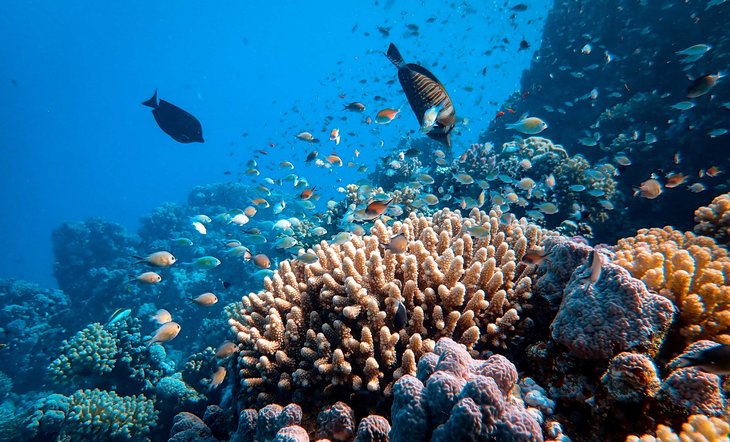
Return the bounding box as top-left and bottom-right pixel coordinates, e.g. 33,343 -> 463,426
386,43 -> 456,147
142,90 -> 204,143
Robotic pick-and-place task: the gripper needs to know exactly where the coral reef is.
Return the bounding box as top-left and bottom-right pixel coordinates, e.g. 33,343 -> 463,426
613,227 -> 730,345
695,193 -> 730,246
600,352 -> 661,403
27,388 -> 158,441
48,322 -> 118,386
169,411 -> 218,442
390,337 -> 543,442
226,207 -> 551,408
0,279 -> 71,392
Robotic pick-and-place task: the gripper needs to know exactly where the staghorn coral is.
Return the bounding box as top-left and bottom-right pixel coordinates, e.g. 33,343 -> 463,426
613,227 -> 730,345
695,193 -> 730,246
390,337 -> 543,442
27,388 -> 158,441
48,322 -> 118,386
626,414 -> 730,442
226,207 -> 551,407
550,254 -> 675,360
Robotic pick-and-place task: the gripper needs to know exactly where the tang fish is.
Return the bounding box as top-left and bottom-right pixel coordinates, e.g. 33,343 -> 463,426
142,90 -> 203,143
386,43 -> 456,147
676,343 -> 730,375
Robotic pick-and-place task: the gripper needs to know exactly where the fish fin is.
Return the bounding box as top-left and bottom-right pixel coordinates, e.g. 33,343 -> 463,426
142,89 -> 158,108
132,255 -> 145,264
675,355 -> 698,368
386,43 -> 406,68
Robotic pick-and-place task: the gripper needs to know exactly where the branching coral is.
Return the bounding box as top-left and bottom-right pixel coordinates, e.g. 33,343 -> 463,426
48,322 -> 118,386
28,388 -> 158,441
613,227 -> 730,344
695,193 -> 730,246
226,207 -> 551,407
626,414 -> 730,442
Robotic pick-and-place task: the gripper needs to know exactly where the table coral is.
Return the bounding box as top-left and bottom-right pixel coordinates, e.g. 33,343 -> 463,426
28,388 -> 157,441
695,193 -> 730,246
613,227 -> 730,345
550,256 -> 675,360
226,207 -> 550,407
390,337 -> 543,442
626,414 -> 730,442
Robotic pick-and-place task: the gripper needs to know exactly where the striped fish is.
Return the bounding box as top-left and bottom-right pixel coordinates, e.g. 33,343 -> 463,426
386,43 -> 456,147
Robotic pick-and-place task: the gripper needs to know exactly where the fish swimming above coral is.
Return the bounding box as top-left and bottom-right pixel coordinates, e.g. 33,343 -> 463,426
385,43 -> 456,147
142,89 -> 204,143
676,343 -> 730,375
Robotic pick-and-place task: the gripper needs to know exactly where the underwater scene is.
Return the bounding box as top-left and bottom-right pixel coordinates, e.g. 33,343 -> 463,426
2,0 -> 730,440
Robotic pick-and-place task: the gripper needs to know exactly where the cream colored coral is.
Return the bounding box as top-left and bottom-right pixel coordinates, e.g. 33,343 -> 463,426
626,414 -> 730,442
695,193 -> 730,245
614,227 -> 730,344
226,207 -> 551,405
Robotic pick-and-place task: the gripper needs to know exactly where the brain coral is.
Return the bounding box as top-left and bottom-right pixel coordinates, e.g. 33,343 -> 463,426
28,388 -> 158,441
613,226 -> 730,344
695,193 -> 730,246
226,207 -> 550,407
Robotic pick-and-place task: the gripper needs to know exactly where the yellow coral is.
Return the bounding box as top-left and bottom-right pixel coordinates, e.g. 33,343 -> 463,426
695,193 -> 730,245
226,207 -> 551,405
614,227 -> 730,345
626,414 -> 730,442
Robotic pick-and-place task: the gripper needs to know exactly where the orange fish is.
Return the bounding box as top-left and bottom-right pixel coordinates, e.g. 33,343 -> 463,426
365,199 -> 392,217
191,292 -> 218,306
326,154 -> 343,166
375,108 -> 400,124
706,166 -> 722,177
147,322 -> 181,346
522,248 -> 552,265
506,108 -> 516,114
252,254 -> 271,269
365,116 -> 373,125
300,186 -> 317,200
136,271 -> 162,284
251,198 -> 270,207
244,206 -> 257,217
665,173 -> 688,188
634,179 -> 663,199
329,128 -> 341,145
209,366 -> 227,390
495,111 -> 505,118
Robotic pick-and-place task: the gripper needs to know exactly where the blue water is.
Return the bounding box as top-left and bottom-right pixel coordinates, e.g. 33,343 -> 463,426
0,1 -> 547,287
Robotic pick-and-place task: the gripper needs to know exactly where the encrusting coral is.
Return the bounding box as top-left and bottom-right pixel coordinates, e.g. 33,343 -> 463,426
226,207 -> 551,407
613,226 -> 730,345
626,414 -> 730,442
695,193 -> 730,246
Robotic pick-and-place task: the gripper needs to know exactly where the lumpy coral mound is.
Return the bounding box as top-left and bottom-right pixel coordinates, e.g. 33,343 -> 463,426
613,226 -> 730,345
695,192 -> 730,246
226,207 -> 551,407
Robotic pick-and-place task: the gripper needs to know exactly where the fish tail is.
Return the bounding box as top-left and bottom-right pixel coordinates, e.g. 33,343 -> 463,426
132,255 -> 145,264
505,122 -> 518,129
141,89 -> 158,108
386,43 -> 406,68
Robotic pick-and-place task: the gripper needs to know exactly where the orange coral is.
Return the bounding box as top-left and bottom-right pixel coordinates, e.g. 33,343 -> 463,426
614,227 -> 730,345
626,414 -> 729,442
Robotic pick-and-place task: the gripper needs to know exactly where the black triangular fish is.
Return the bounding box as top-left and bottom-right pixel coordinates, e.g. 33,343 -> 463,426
386,43 -> 456,147
142,89 -> 204,143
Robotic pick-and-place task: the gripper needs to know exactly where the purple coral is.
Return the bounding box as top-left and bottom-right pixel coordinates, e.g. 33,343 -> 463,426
390,338 -> 543,442
550,257 -> 675,360
317,401 -> 356,441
